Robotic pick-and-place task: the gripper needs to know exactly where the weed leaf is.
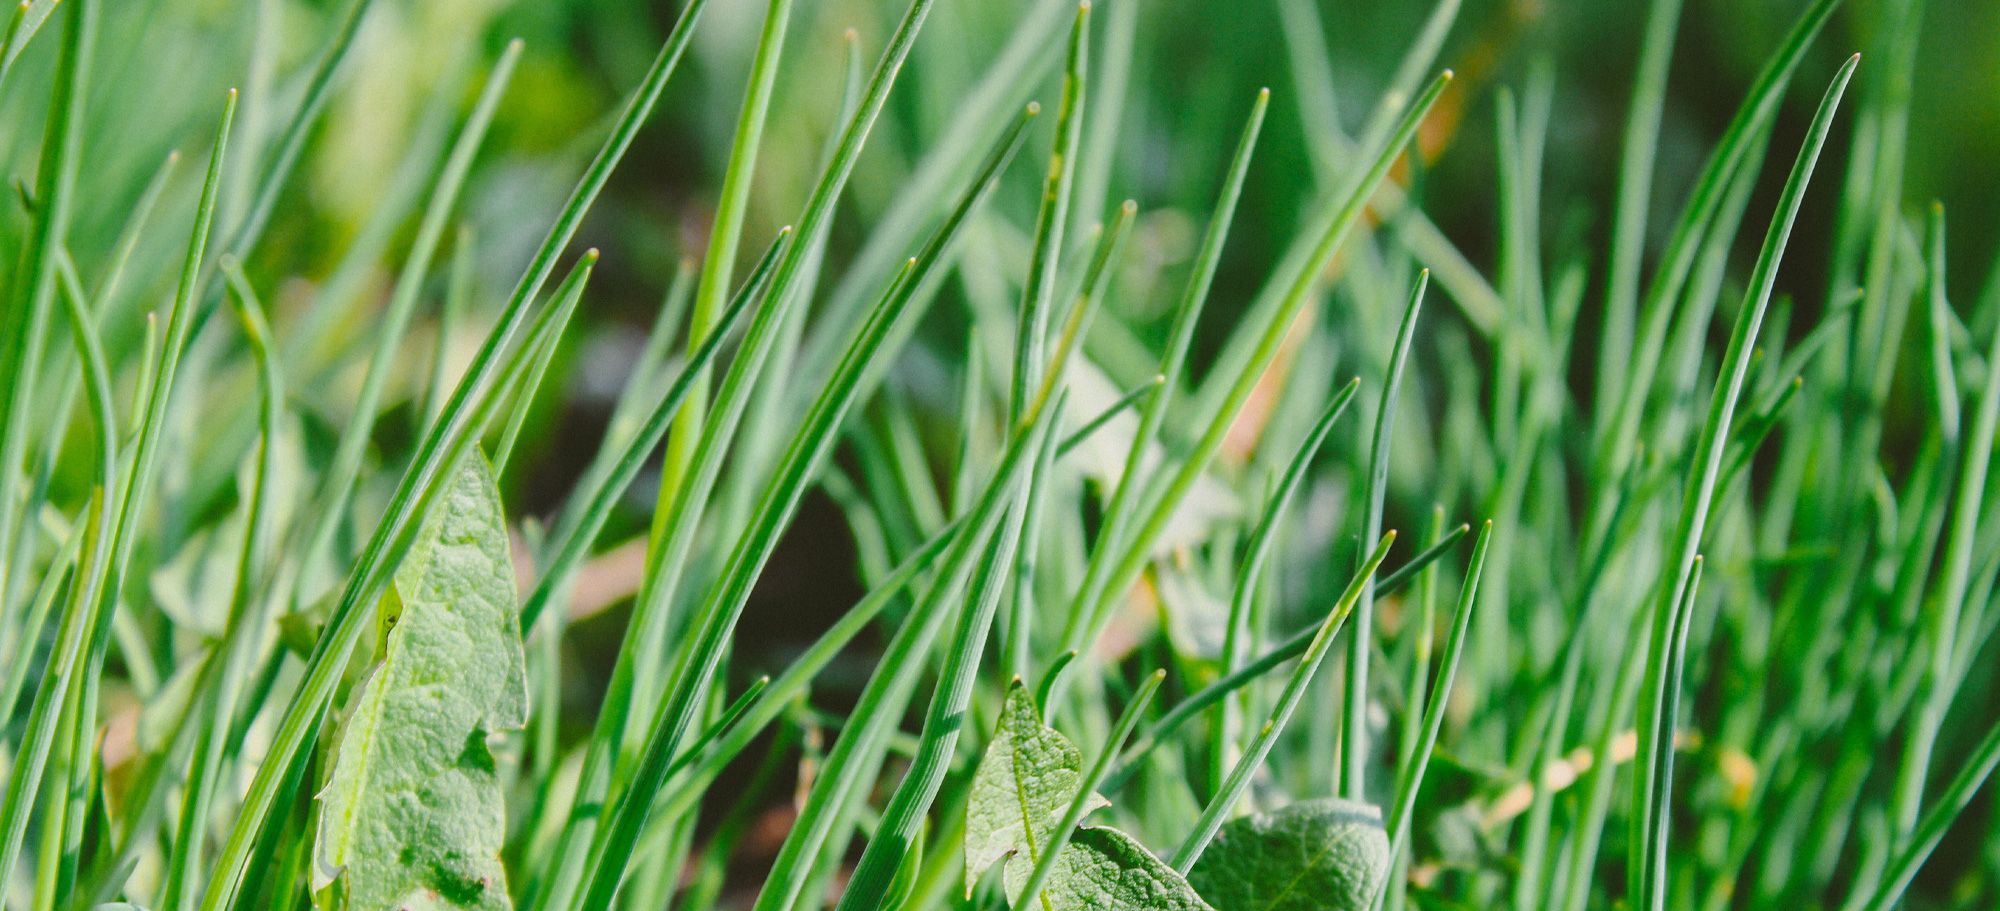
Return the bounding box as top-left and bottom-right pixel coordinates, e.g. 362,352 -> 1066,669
965,680 -> 1110,901
1035,827 -> 1214,911
313,454 -> 524,910
1188,798 -> 1391,911
966,682 -> 1210,911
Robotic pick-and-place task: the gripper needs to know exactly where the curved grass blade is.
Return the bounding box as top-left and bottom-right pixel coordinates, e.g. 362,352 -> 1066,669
1344,270 -> 1428,799
1629,55 -> 1858,911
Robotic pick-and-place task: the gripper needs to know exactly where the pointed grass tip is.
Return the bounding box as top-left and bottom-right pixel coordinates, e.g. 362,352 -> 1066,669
506,37 -> 525,52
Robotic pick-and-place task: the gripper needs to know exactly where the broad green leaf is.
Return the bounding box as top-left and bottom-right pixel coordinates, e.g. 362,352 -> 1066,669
965,680 -> 1109,902
966,682 -> 1211,911
313,454 -> 525,911
1035,826 -> 1214,911
1187,798 -> 1391,911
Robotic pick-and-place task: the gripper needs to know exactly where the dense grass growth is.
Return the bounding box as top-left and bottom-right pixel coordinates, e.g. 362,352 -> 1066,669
1,0 -> 1998,909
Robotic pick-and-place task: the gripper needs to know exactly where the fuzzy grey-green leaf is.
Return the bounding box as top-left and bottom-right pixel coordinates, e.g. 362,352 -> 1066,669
1039,827 -> 1216,911
965,680 -> 1109,902
1187,798 -> 1391,911
313,454 -> 525,911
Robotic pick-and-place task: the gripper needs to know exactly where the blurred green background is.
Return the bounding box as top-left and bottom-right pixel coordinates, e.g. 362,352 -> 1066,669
3,0 -> 1996,898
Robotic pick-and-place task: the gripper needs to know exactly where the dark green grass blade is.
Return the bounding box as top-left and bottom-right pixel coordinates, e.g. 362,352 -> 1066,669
1344,270 -> 1429,799
1629,54 -> 1857,911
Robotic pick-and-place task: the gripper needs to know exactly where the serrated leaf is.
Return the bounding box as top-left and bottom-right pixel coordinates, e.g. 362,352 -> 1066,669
966,680 -> 1110,902
313,454 -> 526,911
1187,798 -> 1391,911
965,682 -> 1211,911
1039,826 -> 1216,911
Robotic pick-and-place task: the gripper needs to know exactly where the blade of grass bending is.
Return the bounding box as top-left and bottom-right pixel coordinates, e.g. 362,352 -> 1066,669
1013,669 -> 1167,906
1218,376 -> 1362,778
282,39 -> 521,609
198,0 -> 716,899
1105,522 -> 1469,790
1630,55 -> 1858,911
1060,74 -> 1447,686
1593,0 -> 1684,426
830,201 -> 1124,911
1373,521 -> 1492,908
160,263 -> 286,911
1056,373 -> 1162,457
1054,85 -> 1268,674
1591,0 -> 1841,480
1344,270 -> 1429,800
1172,531 -> 1399,873
13,74 -> 218,908
0,0 -> 90,629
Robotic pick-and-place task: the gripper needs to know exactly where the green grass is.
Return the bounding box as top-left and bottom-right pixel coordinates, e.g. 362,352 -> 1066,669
1,0 -> 1999,909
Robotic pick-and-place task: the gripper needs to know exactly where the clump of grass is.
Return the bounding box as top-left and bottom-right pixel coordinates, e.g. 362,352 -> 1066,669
0,0 -> 1997,909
